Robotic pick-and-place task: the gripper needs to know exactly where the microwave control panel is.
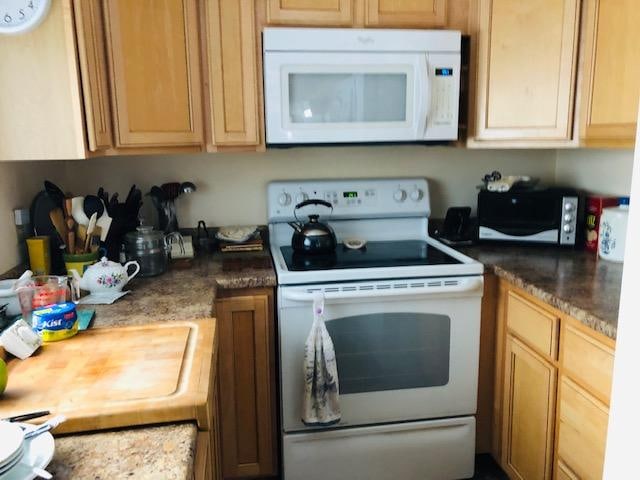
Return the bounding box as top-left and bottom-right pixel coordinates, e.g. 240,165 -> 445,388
425,53 -> 460,139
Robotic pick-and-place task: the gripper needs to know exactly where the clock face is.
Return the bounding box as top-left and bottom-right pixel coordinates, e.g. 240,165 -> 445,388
0,0 -> 51,35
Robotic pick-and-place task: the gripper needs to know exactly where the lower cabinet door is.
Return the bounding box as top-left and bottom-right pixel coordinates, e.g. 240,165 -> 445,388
556,376 -> 609,480
502,335 -> 557,480
216,290 -> 277,479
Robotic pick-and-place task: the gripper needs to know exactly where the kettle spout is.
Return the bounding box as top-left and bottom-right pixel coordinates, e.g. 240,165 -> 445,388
288,222 -> 302,233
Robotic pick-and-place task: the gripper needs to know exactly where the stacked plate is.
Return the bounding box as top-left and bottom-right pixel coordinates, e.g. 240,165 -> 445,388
0,421 -> 55,480
0,422 -> 25,475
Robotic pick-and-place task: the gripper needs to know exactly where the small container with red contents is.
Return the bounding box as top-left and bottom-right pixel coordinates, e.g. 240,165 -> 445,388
16,275 -> 76,325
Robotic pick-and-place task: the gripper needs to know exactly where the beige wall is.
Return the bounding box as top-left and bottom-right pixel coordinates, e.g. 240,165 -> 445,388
61,146 -> 557,228
0,162 -> 66,273
555,149 -> 635,196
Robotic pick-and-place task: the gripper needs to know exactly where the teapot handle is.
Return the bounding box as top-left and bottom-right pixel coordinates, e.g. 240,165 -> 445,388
124,261 -> 141,282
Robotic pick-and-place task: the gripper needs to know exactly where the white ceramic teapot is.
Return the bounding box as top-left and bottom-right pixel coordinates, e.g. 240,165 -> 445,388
70,257 -> 140,294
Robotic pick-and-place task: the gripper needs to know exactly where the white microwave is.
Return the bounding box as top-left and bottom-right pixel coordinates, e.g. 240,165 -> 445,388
263,28 -> 461,145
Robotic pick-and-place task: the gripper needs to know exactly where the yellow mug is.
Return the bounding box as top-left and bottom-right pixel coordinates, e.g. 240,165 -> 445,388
64,251 -> 99,277
26,236 -> 51,275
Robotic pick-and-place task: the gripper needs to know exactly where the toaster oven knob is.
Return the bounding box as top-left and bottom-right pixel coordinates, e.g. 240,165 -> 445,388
564,213 -> 574,222
564,202 -> 575,211
563,224 -> 574,233
410,188 -> 424,202
393,189 -> 407,203
295,192 -> 309,204
278,192 -> 292,206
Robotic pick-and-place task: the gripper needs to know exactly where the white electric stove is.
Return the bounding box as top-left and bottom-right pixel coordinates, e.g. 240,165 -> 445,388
268,178 -> 483,480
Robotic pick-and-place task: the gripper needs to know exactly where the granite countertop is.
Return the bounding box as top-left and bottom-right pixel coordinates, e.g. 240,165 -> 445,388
48,423 -> 198,479
457,244 -> 622,339
80,250 -> 276,328
0,249 -> 276,479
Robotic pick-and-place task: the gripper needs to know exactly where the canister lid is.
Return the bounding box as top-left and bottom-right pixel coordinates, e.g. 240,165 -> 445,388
124,226 -> 165,249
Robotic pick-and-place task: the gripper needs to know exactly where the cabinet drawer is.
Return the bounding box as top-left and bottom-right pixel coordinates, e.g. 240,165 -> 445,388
507,291 -> 559,360
561,320 -> 614,404
557,377 -> 609,480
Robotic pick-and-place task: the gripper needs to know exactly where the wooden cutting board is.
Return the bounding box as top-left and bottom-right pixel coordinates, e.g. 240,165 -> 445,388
0,319 -> 216,434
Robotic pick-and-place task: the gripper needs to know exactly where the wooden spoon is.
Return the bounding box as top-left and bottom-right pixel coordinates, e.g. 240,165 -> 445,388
49,208 -> 68,251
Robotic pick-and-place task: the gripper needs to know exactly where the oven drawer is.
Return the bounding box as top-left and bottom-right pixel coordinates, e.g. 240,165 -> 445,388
283,417 -> 475,480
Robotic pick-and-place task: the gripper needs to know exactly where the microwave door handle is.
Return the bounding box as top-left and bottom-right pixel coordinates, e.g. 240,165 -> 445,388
282,277 -> 483,302
415,55 -> 430,138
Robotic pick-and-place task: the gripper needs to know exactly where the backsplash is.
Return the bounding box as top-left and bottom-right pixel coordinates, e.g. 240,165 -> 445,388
0,161 -> 66,272
59,146 -> 557,228
555,149 -> 634,196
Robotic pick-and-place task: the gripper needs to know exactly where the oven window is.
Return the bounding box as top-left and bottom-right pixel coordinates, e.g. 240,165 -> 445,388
326,313 -> 450,394
288,73 -> 407,124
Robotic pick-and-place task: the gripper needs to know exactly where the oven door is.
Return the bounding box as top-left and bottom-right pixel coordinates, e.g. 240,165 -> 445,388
264,51 -> 428,144
278,276 -> 483,432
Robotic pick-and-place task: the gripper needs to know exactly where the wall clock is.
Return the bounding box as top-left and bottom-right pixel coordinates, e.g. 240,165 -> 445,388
0,0 -> 51,35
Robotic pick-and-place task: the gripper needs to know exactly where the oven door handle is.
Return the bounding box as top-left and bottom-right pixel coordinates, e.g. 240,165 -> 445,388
281,277 -> 483,302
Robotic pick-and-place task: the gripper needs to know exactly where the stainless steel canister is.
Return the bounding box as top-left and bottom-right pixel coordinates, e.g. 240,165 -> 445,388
123,226 -> 169,277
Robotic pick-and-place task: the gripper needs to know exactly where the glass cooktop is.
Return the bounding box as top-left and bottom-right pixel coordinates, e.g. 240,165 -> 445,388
280,240 -> 463,271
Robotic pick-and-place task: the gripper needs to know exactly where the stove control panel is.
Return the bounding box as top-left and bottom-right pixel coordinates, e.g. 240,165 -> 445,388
268,178 -> 430,222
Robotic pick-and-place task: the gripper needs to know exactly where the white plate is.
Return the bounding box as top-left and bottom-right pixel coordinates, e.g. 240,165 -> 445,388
0,451 -> 23,475
0,424 -> 54,480
0,422 -> 24,466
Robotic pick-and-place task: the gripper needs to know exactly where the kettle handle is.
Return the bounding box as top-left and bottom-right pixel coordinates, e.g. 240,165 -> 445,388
294,199 -> 334,211
124,261 -> 141,282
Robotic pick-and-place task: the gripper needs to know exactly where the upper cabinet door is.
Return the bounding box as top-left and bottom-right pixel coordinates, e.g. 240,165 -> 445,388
74,0 -> 112,151
266,0 -> 354,26
579,0 -> 640,148
205,0 -> 260,147
365,0 -> 447,28
472,0 -> 580,143
103,0 -> 204,148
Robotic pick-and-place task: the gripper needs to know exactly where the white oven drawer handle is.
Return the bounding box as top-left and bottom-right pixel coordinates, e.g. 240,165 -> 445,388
282,278 -> 483,302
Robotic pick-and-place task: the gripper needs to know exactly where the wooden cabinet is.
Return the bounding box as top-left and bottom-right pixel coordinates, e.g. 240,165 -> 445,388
578,0 -> 640,148
502,335 -> 556,480
491,281 -> 616,480
204,0 -> 260,148
103,0 -> 204,148
266,0 -> 354,26
555,317 -> 615,480
365,0 -> 447,28
470,0 -> 580,146
265,0 -> 449,28
215,289 -> 278,479
0,0 -> 87,160
556,377 -> 609,480
74,0 -> 113,152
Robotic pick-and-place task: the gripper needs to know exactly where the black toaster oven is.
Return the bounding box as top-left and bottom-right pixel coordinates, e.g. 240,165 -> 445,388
477,188 -> 582,246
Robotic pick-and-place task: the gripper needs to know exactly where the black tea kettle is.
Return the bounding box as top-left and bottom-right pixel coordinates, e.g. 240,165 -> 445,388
289,199 -> 337,255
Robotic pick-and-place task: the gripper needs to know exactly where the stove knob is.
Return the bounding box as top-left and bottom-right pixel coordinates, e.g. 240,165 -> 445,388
393,189 -> 407,203
410,188 -> 424,202
278,192 -> 292,206
563,224 -> 574,233
295,192 -> 309,204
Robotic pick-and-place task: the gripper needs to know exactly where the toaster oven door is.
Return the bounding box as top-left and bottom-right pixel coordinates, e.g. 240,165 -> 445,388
478,193 -> 562,243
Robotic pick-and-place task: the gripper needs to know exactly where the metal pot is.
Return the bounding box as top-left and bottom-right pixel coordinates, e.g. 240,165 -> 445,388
288,199 -> 337,255
123,226 -> 169,277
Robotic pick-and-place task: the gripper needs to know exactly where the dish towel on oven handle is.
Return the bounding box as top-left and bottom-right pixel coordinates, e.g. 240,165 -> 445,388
301,292 -> 341,426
